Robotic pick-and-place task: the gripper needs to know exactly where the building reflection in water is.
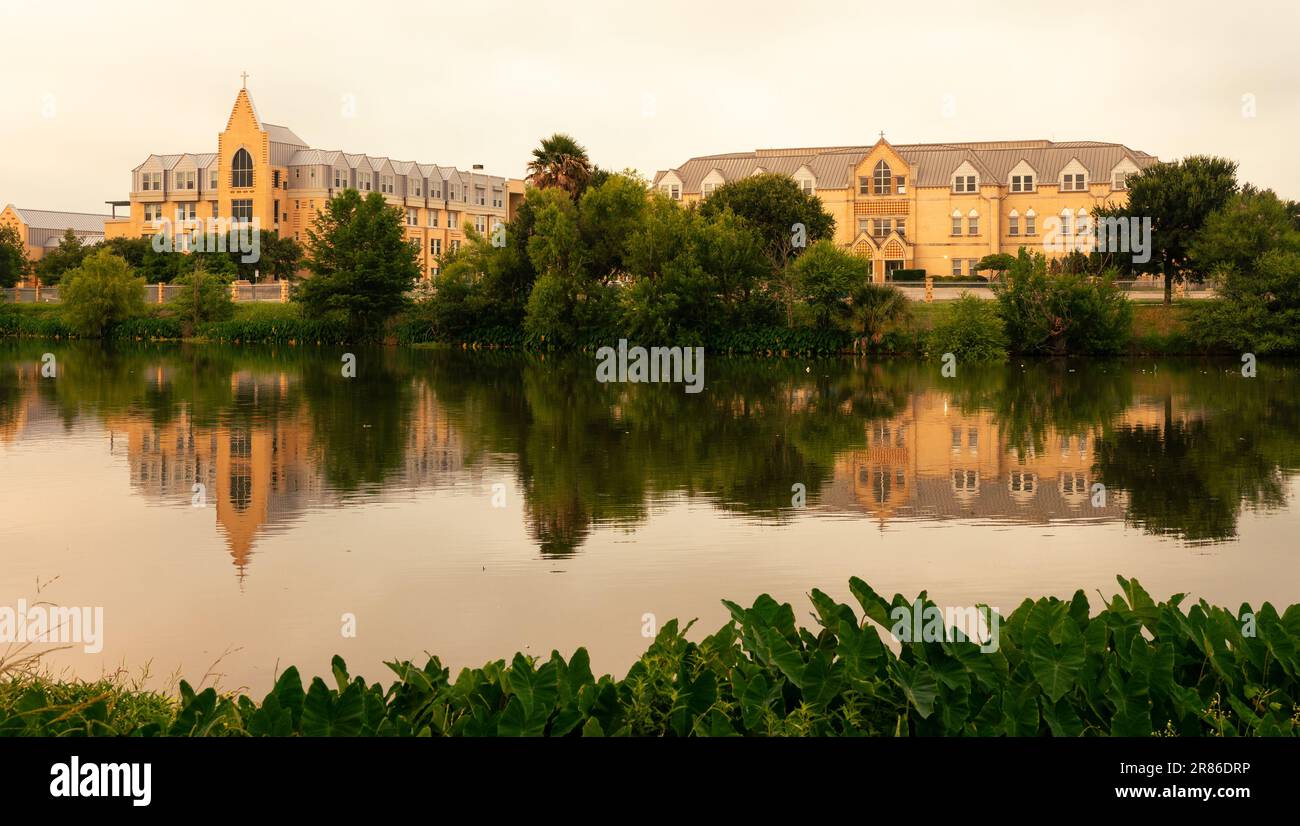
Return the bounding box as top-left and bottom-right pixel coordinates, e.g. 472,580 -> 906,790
4,350 -> 1287,577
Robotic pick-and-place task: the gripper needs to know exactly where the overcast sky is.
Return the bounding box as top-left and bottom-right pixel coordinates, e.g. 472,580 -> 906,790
2,0 -> 1297,214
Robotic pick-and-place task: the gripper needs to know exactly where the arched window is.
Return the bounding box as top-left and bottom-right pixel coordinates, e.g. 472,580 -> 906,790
231,148 -> 254,188
873,160 -> 892,195
1060,208 -> 1072,236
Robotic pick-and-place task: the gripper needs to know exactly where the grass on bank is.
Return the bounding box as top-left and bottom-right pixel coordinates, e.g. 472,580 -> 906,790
3,576 -> 1296,737
1,297 -> 1207,355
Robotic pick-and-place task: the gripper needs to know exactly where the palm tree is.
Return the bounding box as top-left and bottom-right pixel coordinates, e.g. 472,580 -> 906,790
849,283 -> 910,352
526,133 -> 593,197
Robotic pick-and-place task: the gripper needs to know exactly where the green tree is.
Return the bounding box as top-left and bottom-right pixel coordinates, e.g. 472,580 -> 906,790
698,173 -> 835,324
168,259 -> 234,331
928,294 -> 1009,361
790,240 -> 870,328
297,189 -> 420,342
1093,155 -> 1238,303
1189,185 -> 1300,275
526,133 -> 593,198
976,253 -> 1016,277
1188,249 -> 1300,353
34,228 -> 89,286
0,223 -> 29,288
59,250 -> 146,337
993,248 -> 1132,355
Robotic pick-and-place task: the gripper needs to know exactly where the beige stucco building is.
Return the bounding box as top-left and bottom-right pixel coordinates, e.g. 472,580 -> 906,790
105,85 -> 525,279
654,136 -> 1159,280
0,204 -> 113,283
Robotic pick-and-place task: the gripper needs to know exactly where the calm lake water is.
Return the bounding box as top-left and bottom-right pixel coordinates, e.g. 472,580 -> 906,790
2,341 -> 1298,694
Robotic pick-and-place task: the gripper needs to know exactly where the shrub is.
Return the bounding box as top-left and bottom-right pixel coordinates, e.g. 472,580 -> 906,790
927,293 -> 1008,361
889,268 -> 926,282
791,240 -> 871,328
1186,250 -> 1300,353
168,262 -> 234,331
58,250 -> 146,338
993,249 -> 1132,354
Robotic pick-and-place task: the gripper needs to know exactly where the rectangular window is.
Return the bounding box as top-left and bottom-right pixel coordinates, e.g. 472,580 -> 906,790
1062,173 -> 1085,191
857,217 -> 870,234
430,238 -> 441,256
274,199 -> 279,223
231,199 -> 253,223
1112,172 -> 1128,190
1009,215 -> 1020,235
969,259 -> 980,275
1025,214 -> 1036,235
873,218 -> 890,238
670,184 -> 680,200
475,215 -> 486,233
407,208 -> 418,226
429,210 -> 439,227
177,171 -> 196,190
209,201 -> 218,217
451,239 -> 460,253
800,179 -> 814,195
702,182 -> 715,198
412,181 -> 421,197
858,176 -> 869,195
210,170 -> 219,190
951,215 -> 962,235
895,218 -> 906,237
968,214 -> 979,235
953,175 -> 976,193
334,169 -> 343,188
448,212 -> 458,229
476,187 -> 486,205
952,259 -> 963,277
174,203 -> 196,221
896,176 -> 906,194
1011,174 -> 1035,192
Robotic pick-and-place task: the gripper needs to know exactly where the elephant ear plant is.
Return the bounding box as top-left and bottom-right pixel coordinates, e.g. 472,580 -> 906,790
1,576 -> 1296,737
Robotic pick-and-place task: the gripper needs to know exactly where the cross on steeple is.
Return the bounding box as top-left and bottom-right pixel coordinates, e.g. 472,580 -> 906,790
241,71 -> 249,89
879,130 -> 885,140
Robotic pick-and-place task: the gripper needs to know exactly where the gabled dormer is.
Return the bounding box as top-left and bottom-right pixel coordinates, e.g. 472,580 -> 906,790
701,168 -> 726,198
950,160 -> 980,194
1109,156 -> 1140,191
657,170 -> 683,200
1007,159 -> 1038,193
1058,158 -> 1089,192
793,165 -> 816,196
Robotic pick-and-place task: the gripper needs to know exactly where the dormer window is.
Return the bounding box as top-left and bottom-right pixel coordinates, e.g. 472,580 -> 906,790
953,174 -> 977,193
1112,172 -> 1128,190
702,182 -> 716,198
873,160 -> 892,195
798,178 -> 815,195
661,183 -> 681,200
1011,174 -> 1035,192
1061,173 -> 1087,192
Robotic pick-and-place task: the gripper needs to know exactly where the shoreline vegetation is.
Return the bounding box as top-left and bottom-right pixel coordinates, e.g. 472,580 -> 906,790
3,577 -> 1296,737
0,298 -> 1223,357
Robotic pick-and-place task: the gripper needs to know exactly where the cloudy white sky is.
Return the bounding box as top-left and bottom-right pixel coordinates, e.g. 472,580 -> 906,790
1,0 -> 1297,214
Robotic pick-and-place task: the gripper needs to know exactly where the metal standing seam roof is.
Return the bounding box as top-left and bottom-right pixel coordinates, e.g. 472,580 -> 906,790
655,140 -> 1159,193
12,208 -> 113,234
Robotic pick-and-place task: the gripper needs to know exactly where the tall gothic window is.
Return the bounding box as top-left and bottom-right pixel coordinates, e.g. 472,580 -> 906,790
231,148 -> 254,188
873,160 -> 892,195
